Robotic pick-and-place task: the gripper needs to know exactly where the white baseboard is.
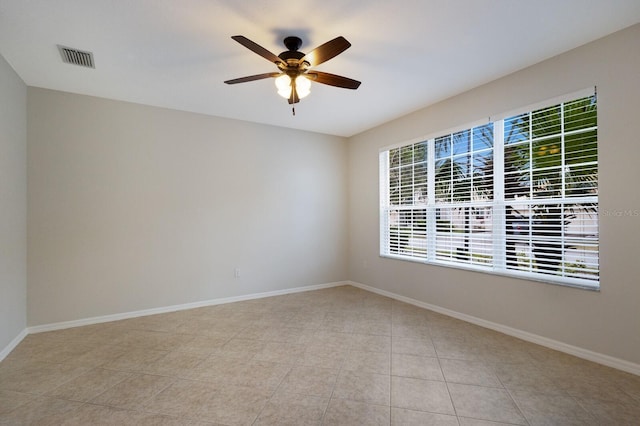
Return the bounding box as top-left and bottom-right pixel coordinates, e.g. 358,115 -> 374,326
27,281 -> 348,334
348,280 -> 640,376
0,328 -> 28,362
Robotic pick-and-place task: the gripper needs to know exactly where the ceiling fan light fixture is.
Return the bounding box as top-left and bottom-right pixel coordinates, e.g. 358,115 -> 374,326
275,74 -> 291,98
274,74 -> 311,99
296,75 -> 311,98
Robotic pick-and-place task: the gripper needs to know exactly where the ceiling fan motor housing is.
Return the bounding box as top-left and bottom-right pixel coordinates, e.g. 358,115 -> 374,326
278,36 -> 306,64
283,36 -> 302,51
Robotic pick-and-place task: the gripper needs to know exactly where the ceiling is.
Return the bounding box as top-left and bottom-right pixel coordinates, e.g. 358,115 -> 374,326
1,1 -> 639,137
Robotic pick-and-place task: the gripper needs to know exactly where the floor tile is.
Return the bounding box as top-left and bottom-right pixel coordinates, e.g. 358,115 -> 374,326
457,417 -> 520,425
114,329 -> 179,350
173,335 -> 231,356
115,411 -> 217,425
391,407 -> 459,425
0,390 -> 33,415
391,376 -> 455,414
65,345 -> 128,368
319,315 -> 356,333
392,336 -> 437,357
553,373 -> 638,403
191,357 -> 289,390
33,403 -> 212,426
333,370 -> 390,405
101,348 -> 169,373
14,342 -> 95,365
440,358 -> 501,387
277,365 -> 338,397
90,373 -> 175,410
323,398 -> 390,426
0,362 -> 89,394
392,353 -> 444,381
236,325 -> 276,341
142,379 -> 218,418
297,345 -> 348,369
0,396 -> 84,425
392,324 -> 431,340
576,396 -> 640,424
350,334 -> 391,353
45,368 -> 131,402
142,350 -> 208,377
252,341 -> 307,365
493,362 -> 565,394
225,360 -> 291,391
432,337 -> 480,360
194,383 -> 271,425
209,338 -> 265,361
253,391 -> 328,426
352,319 -> 392,336
266,326 -> 313,344
510,388 -> 597,425
307,330 -> 353,352
448,383 -> 526,425
343,350 -> 390,375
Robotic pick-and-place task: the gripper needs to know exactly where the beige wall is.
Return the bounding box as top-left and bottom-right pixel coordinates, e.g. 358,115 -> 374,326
27,89 -> 348,325
0,54 -> 27,352
348,24 -> 640,365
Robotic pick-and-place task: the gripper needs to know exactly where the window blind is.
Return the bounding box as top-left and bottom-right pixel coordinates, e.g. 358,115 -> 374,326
380,91 -> 599,289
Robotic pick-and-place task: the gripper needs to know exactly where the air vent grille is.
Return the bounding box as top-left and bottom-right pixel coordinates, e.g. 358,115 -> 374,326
58,45 -> 95,68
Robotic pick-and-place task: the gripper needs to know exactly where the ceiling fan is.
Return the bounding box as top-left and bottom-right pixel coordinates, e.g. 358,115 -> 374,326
224,35 -> 361,114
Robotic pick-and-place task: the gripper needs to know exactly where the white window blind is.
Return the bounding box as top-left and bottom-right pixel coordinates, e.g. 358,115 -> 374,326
380,141 -> 428,259
434,124 -> 494,267
380,91 -> 599,289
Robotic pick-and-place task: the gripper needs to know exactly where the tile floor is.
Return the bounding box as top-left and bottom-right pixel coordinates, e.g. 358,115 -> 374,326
1,285 -> 639,425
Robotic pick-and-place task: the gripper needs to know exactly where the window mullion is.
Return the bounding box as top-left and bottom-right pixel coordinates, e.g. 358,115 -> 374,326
379,151 -> 390,256
493,120 -> 506,270
427,138 -> 436,262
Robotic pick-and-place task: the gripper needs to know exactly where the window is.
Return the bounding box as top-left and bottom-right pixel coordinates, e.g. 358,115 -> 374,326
380,91 -> 599,289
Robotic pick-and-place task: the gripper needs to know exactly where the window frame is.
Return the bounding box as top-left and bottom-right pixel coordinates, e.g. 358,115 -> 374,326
379,89 -> 599,291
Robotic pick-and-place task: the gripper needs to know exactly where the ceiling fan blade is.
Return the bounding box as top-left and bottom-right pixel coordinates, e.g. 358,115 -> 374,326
307,71 -> 361,89
231,35 -> 284,65
302,36 -> 351,67
224,72 -> 280,85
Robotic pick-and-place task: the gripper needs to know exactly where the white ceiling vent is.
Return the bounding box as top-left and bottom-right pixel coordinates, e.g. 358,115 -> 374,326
57,45 -> 95,68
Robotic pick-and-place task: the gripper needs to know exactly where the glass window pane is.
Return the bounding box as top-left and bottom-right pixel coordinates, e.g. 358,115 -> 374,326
532,105 -> 561,138
400,145 -> 413,166
532,137 -> 562,169
505,113 -> 530,145
565,130 -> 597,165
565,96 -> 597,132
414,141 -> 428,163
453,130 -> 471,155
473,123 -> 494,151
532,167 -> 563,199
504,143 -> 530,174
473,151 -> 493,198
566,164 -> 598,196
389,147 -> 400,168
435,135 -> 451,159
